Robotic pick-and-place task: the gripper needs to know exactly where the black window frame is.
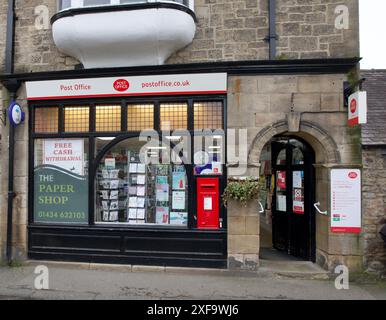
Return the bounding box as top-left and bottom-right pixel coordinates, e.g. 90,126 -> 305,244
28,94 -> 227,231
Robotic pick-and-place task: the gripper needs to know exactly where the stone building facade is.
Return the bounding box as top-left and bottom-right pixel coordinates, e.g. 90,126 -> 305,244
361,70 -> 386,276
0,0 -> 378,274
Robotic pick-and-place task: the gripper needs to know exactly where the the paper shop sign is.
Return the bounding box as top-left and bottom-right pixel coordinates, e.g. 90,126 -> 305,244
34,139 -> 88,224
330,169 -> 361,233
26,73 -> 227,100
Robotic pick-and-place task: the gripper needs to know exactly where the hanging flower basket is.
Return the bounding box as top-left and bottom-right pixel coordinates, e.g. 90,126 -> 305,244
222,177 -> 260,207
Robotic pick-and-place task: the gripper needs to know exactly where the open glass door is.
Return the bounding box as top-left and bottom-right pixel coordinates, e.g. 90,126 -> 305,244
271,137 -> 316,261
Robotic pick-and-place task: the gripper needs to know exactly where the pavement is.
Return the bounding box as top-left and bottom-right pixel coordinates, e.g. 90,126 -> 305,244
0,260 -> 385,300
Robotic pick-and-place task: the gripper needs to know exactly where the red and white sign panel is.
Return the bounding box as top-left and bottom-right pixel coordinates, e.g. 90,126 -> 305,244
43,139 -> 84,175
26,73 -> 227,100
348,91 -> 367,126
330,169 -> 361,234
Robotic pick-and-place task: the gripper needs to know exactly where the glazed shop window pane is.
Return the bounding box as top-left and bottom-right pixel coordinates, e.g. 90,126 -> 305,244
83,0 -> 110,6
64,106 -> 90,132
127,104 -> 154,131
95,137 -> 188,226
194,101 -> 223,130
95,105 -> 122,132
33,139 -> 89,224
160,103 -> 188,131
276,149 -> 286,165
59,0 -> 71,10
193,133 -> 224,175
34,107 -> 59,133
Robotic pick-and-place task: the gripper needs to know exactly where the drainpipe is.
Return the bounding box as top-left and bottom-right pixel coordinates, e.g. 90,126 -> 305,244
265,0 -> 277,60
4,0 -> 17,264
5,0 -> 15,74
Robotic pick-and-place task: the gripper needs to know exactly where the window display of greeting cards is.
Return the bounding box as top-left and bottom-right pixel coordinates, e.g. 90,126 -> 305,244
97,144 -> 189,227
156,207 -> 169,224
126,151 -> 150,224
96,155 -> 127,222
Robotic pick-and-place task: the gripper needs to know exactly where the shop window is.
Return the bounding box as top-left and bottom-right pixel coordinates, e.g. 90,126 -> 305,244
64,106 -> 90,132
59,0 -> 71,10
193,133 -> 224,175
127,104 -> 154,131
292,148 -> 304,165
95,105 -> 121,132
194,101 -> 223,129
276,149 -> 286,165
83,0 -> 111,6
160,103 -> 188,131
290,140 -> 305,165
95,137 -> 188,226
33,138 -> 89,224
34,107 -> 59,133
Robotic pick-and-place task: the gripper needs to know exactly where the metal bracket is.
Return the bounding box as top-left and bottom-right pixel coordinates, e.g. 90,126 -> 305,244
264,34 -> 279,42
314,202 -> 328,216
258,201 -> 264,213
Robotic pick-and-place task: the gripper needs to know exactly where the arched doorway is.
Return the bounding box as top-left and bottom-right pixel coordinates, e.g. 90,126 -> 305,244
259,136 -> 316,262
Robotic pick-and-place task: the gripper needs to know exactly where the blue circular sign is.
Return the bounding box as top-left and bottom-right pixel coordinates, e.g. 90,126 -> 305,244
8,102 -> 25,126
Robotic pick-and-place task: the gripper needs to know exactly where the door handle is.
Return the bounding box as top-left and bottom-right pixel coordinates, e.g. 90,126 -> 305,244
314,202 -> 328,215
258,201 -> 264,213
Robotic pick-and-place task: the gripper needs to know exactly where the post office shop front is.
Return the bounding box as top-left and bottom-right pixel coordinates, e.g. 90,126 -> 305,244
27,73 -> 228,268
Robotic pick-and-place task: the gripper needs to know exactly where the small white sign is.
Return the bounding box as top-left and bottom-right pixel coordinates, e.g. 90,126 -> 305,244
43,139 -> 84,175
330,169 -> 361,233
204,197 -> 213,211
348,91 -> 367,126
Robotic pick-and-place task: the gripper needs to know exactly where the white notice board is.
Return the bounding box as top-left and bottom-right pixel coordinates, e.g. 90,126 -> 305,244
330,169 -> 361,233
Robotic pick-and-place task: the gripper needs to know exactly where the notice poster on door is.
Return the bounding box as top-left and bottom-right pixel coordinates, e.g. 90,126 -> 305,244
277,171 -> 286,191
43,139 -> 84,175
330,169 -> 361,233
277,195 -> 287,212
292,171 -> 304,214
293,189 -> 304,214
293,171 -> 303,188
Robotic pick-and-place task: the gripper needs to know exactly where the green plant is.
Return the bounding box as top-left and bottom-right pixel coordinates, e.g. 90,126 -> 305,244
0,260 -> 23,268
222,178 -> 260,207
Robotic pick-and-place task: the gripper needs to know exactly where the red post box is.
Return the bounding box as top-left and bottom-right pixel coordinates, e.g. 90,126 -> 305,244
197,178 -> 220,229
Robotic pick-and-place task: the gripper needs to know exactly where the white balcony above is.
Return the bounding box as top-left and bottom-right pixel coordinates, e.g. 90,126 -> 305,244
52,0 -> 196,68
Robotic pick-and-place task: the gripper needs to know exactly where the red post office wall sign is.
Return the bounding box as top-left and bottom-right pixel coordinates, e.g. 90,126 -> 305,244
348,91 -> 367,126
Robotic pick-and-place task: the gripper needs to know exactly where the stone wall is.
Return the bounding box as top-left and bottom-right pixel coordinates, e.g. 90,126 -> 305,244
362,147 -> 386,275
228,199 -> 260,270
0,1 -> 360,74
0,1 -> 7,73
12,0 -> 79,73
275,0 -> 359,59
168,0 -> 359,63
227,74 -> 361,166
